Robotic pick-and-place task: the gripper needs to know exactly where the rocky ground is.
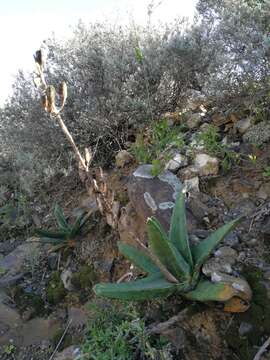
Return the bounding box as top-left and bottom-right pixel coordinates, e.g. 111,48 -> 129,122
1,94 -> 270,359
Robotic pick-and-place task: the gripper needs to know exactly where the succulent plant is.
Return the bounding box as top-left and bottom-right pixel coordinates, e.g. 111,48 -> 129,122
94,191 -> 252,312
35,204 -> 89,252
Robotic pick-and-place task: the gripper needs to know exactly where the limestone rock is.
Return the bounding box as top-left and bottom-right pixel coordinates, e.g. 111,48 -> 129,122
183,177 -> 200,193
234,118 -> 252,134
185,90 -> 207,111
165,153 -> 188,173
61,269 -> 74,291
55,346 -> 81,360
202,247 -> 238,277
257,183 -> 270,200
187,113 -> 201,129
68,306 -> 88,328
194,153 -> 219,176
202,257 -> 234,277
178,166 -> 199,181
115,150 -> 134,168
214,246 -> 238,260
223,232 -> 239,247
125,165 -> 198,245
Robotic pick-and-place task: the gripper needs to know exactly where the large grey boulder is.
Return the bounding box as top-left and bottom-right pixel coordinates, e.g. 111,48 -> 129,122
128,165 -> 183,231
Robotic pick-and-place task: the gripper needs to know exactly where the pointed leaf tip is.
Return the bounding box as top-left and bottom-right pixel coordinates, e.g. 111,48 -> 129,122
169,192 -> 193,267
191,217 -> 242,271
118,242 -> 159,274
54,204 -> 70,231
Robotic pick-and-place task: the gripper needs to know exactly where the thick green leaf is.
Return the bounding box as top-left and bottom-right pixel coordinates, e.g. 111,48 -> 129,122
169,192 -> 193,268
191,218 -> 242,271
70,212 -> 87,238
147,218 -> 191,280
150,217 -> 169,241
93,273 -> 176,300
118,242 -> 159,274
37,237 -> 66,244
183,278 -> 238,302
49,243 -> 68,252
35,228 -> 68,239
54,204 -> 70,231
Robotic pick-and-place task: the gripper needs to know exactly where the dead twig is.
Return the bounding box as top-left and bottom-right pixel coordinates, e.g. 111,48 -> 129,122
253,336 -> 270,360
117,272 -> 133,283
48,319 -> 72,360
55,113 -> 87,172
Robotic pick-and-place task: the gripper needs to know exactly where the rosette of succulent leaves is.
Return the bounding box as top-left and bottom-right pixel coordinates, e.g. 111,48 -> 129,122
94,191 -> 252,312
35,204 -> 89,252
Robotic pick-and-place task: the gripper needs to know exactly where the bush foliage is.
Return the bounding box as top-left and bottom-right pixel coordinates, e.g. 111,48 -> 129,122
0,0 -> 269,191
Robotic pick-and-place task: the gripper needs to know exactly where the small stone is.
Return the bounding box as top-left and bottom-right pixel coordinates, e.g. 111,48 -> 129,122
115,150 -> 134,168
178,166 -> 199,181
189,234 -> 201,245
189,138 -> 205,152
248,238 -> 258,246
257,183 -> 270,200
187,113 -> 201,129
214,247 -> 238,261
202,257 -> 233,276
194,153 -> 219,176
54,346 -> 81,360
223,232 -> 239,247
239,322 -> 253,336
61,269 -> 74,291
185,90 -> 206,111
238,252 -> 246,261
184,176 -> 200,192
234,118 -> 252,135
199,122 -> 211,132
68,307 -> 88,327
165,153 -> 188,173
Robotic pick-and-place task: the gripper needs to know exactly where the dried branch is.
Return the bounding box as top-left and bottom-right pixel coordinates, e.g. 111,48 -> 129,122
253,337 -> 270,360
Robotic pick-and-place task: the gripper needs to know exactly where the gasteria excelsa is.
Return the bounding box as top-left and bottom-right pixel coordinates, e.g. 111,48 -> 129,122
94,190 -> 252,311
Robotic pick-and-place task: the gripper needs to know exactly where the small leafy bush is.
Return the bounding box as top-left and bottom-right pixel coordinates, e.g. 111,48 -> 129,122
81,302 -> 171,360
196,125 -> 239,171
132,119 -> 185,175
263,166 -> 270,178
94,191 -> 251,310
35,204 -> 89,252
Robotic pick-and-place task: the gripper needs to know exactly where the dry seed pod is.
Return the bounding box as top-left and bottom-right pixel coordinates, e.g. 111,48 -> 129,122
41,95 -> 48,111
59,81 -> 67,108
46,85 -> 56,113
